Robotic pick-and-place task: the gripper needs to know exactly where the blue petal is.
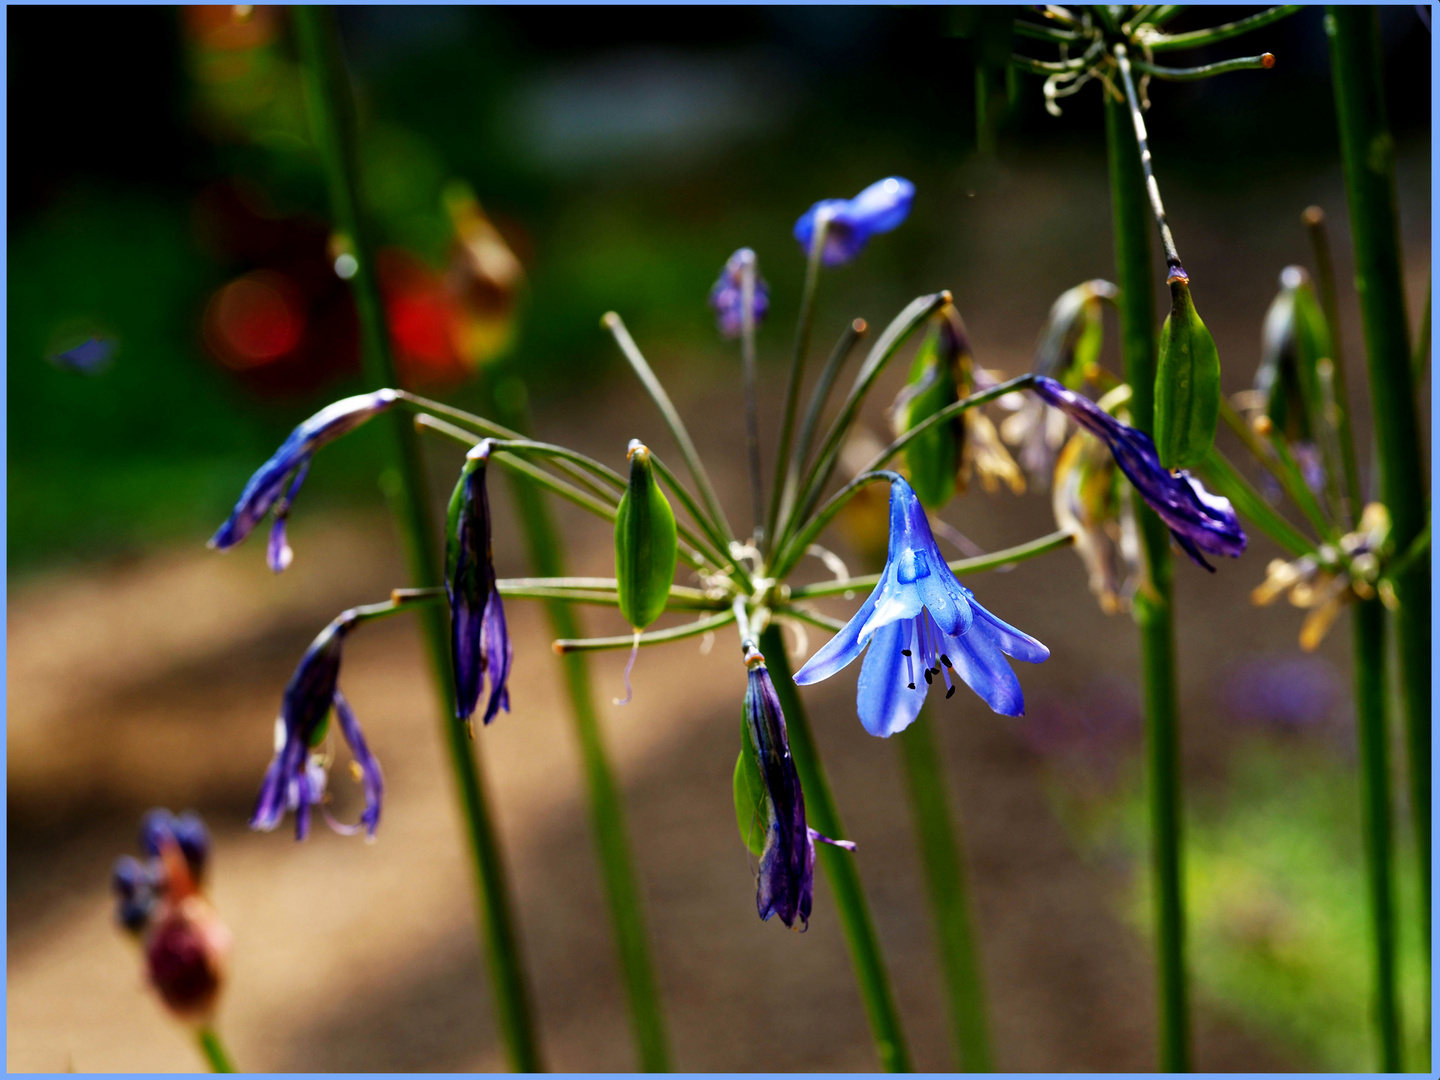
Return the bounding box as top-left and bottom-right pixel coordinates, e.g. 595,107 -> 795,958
914,556 -> 973,637
946,621 -> 1026,716
480,585 -> 512,725
794,582 -> 881,685
843,176 -> 914,236
964,591 -> 1050,663
856,619 -> 927,737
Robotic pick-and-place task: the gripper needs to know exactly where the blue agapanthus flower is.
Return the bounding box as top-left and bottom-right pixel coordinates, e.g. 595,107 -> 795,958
708,248 -> 771,339
794,477 -> 1049,735
1030,376 -> 1247,569
793,176 -> 915,266
251,610 -> 384,840
210,389 -> 399,571
744,645 -> 854,929
447,441 -> 512,727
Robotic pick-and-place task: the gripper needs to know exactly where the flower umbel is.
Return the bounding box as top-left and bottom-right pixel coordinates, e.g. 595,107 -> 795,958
794,477 -> 1049,735
794,176 -> 915,266
251,610 -> 385,839
1030,376 -> 1246,570
209,389 -> 399,571
708,248 -> 770,339
447,440 -> 512,727
741,644 -> 854,929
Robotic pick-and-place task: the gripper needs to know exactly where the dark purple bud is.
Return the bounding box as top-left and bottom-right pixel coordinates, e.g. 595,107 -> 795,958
793,177 -> 914,266
209,389 -> 398,563
446,441 -> 512,726
1031,377 -> 1246,569
708,248 -> 770,339
144,901 -> 230,1022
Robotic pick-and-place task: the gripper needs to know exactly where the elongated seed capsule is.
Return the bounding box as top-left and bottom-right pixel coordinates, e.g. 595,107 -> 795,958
1154,268 -> 1221,469
614,440 -> 678,630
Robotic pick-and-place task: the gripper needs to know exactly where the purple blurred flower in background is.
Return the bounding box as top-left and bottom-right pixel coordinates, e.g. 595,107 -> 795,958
793,176 -> 915,266
708,248 -> 770,339
48,335 -> 116,374
251,609 -> 384,840
1222,654 -> 1341,730
794,476 -> 1048,734
1031,377 -> 1246,569
447,440 -> 512,727
1019,675 -> 1142,787
209,388 -> 400,571
743,645 -> 853,929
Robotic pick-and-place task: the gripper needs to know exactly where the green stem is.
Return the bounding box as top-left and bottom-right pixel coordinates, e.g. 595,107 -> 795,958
291,8 -> 541,1070
1145,5 -> 1302,51
1106,89 -> 1189,1073
896,709 -> 993,1072
1327,5 -> 1429,1023
758,623 -> 912,1072
196,1027 -> 234,1073
486,383 -> 672,1071
1198,448 -> 1314,558
1131,54 -> 1276,81
555,610 -> 736,654
1352,598 -> 1404,1070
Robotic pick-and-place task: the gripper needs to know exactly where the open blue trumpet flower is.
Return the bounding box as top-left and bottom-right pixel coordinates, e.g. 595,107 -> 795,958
210,389 -> 399,571
251,609 -> 384,840
744,646 -> 854,929
793,176 -> 915,266
794,477 -> 1049,735
1030,376 -> 1246,569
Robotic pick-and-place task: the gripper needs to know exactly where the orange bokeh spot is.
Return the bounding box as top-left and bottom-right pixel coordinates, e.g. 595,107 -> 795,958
203,271 -> 305,370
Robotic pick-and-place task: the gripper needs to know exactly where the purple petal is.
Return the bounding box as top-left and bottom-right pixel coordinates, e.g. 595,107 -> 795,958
334,690 -> 384,837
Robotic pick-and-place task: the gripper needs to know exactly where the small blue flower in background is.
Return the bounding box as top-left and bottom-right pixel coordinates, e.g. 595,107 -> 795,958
48,335 -> 116,374
743,645 -> 854,929
794,477 -> 1049,735
793,176 -> 915,266
139,808 -> 210,884
1030,376 -> 1247,569
448,440 -> 513,727
708,248 -> 770,338
209,388 -> 400,571
251,609 -> 384,840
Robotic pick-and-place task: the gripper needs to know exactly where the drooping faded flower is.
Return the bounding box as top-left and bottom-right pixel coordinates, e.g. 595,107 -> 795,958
794,477 -> 1049,735
708,248 -> 771,339
737,644 -> 854,929
794,177 -> 915,266
1252,502 -> 1391,650
1001,280 -> 1116,486
251,610 -> 385,839
891,305 -> 1022,507
1030,377 -> 1246,570
209,389 -> 399,571
1052,429 -> 1141,615
446,440 -> 512,727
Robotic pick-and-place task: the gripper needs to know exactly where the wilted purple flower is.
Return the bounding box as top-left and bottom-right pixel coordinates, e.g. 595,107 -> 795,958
447,441 -> 512,727
794,477 -> 1049,735
743,645 -> 854,929
794,176 -> 915,266
1031,376 -> 1246,570
708,248 -> 770,339
209,389 -> 399,571
251,610 -> 384,840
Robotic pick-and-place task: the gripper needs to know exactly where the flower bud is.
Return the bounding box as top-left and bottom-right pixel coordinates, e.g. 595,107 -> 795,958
145,896 -> 231,1022
1154,270 -> 1221,470
614,440 -> 678,631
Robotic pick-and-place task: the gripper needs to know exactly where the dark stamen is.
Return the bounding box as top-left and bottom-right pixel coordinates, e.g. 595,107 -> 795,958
941,654 -> 952,668
924,669 -> 933,685
907,682 -> 916,690
945,685 -> 956,699
901,649 -> 911,657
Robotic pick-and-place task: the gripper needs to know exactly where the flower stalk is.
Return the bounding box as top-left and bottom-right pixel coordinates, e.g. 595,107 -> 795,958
1105,88 -> 1189,1072
291,7 -> 540,1069
197,1028 -> 235,1074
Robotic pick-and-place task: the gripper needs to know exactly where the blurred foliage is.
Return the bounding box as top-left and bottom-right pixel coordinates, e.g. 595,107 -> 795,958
1049,733 -> 1427,1071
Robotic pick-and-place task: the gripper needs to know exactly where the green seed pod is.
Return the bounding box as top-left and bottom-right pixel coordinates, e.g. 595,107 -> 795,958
614,439 -> 677,630
732,716 -> 765,858
894,307 -> 970,508
1154,270 -> 1221,470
